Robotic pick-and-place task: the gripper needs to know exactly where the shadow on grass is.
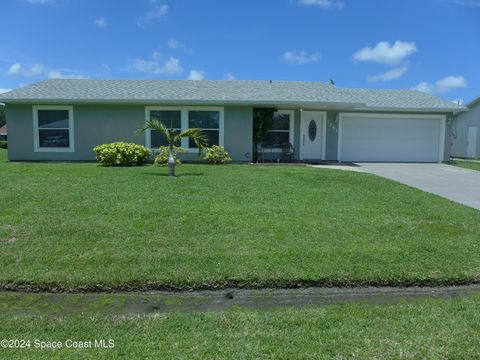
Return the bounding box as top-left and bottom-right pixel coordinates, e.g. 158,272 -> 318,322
144,172 -> 205,177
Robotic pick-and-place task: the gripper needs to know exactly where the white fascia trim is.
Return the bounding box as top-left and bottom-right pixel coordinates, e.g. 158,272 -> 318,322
439,115 -> 447,163
32,105 -> 75,153
338,113 -> 448,120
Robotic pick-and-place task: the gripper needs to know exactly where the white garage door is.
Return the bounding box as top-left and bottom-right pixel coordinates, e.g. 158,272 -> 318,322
339,114 -> 445,163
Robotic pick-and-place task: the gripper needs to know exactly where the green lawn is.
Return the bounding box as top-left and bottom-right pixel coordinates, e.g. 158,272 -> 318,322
1,149 -> 480,290
451,159 -> 480,171
1,296 -> 480,359
0,148 -> 6,162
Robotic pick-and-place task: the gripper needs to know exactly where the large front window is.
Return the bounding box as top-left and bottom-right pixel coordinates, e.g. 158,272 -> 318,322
150,110 -> 181,147
145,107 -> 223,150
264,110 -> 293,149
188,110 -> 220,148
33,106 -> 74,152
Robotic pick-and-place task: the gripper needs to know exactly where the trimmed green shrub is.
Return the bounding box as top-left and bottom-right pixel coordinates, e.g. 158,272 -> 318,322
0,141 -> 7,149
93,142 -> 151,166
204,145 -> 232,165
154,146 -> 187,166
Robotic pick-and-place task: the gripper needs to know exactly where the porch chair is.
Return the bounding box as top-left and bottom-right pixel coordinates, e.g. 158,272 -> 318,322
281,142 -> 294,162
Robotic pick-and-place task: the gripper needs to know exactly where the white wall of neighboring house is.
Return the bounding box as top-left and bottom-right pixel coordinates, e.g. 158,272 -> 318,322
452,99 -> 480,158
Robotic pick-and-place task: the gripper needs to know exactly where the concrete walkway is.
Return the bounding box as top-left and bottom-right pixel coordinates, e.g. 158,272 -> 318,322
359,163 -> 480,210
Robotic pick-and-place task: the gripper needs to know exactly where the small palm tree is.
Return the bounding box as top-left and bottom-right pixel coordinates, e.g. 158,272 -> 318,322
137,119 -> 208,176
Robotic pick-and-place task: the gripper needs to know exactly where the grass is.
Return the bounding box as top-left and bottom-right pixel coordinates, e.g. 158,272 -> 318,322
451,159 -> 480,171
1,149 -> 480,290
1,295 -> 480,359
0,148 -> 6,162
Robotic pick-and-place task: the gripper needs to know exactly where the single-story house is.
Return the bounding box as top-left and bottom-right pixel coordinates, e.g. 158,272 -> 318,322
0,79 -> 466,163
0,125 -> 6,141
451,97 -> 480,159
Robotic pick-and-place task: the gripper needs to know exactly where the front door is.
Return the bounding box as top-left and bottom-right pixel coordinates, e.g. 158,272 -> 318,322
467,126 -> 478,158
300,111 -> 325,160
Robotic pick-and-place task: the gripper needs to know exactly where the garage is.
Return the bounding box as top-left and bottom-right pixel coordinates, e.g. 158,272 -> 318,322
338,113 -> 446,163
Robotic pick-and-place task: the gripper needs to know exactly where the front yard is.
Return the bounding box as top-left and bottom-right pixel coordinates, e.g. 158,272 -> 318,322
1,148 -> 480,290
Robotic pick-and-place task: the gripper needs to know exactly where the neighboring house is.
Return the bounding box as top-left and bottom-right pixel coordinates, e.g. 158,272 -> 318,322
0,125 -> 6,141
451,97 -> 480,159
0,79 -> 466,163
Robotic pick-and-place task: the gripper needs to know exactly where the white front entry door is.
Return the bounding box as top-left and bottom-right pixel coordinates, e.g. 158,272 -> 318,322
300,111 -> 325,160
467,126 -> 478,158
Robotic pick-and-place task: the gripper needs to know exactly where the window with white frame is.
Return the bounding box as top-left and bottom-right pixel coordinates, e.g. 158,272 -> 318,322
149,110 -> 182,147
145,107 -> 223,150
33,106 -> 74,152
188,110 -> 220,148
263,110 -> 294,149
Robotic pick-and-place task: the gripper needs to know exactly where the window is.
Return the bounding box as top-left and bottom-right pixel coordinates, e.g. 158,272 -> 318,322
264,110 -> 294,149
33,106 -> 74,152
188,110 -> 220,148
149,110 -> 181,147
145,107 -> 224,151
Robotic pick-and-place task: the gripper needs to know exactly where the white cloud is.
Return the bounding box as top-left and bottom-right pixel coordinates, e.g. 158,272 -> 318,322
7,63 -> 21,75
167,38 -> 190,52
132,53 -> 183,75
412,81 -> 434,93
24,64 -> 45,77
167,38 -> 180,48
167,38 -> 181,49
368,67 -> 408,82
452,99 -> 464,105
297,0 -> 344,9
412,76 -> 467,94
94,17 -> 107,28
453,0 -> 480,6
6,63 -> 45,77
225,73 -> 236,80
436,75 -> 467,90
353,41 -> 417,65
0,88 -> 12,94
283,50 -> 321,65
187,70 -> 205,80
47,71 -> 88,79
138,3 -> 168,28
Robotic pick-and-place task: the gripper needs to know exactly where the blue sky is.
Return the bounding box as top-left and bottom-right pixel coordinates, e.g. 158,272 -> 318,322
1,0 -> 479,103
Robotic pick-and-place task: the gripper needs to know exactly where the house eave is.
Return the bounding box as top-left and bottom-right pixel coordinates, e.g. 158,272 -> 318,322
350,106 -> 466,113
0,98 -> 466,113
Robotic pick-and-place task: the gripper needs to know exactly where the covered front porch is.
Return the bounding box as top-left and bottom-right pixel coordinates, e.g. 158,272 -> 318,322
253,108 -> 336,163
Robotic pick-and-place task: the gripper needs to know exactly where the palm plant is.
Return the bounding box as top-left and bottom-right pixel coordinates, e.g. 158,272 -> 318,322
137,119 -> 208,176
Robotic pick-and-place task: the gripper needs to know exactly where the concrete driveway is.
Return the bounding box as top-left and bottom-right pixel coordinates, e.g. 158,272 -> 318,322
358,163 -> 480,210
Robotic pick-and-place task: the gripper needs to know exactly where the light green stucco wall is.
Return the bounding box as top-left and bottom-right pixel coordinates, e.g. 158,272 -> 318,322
6,104 -> 253,162
6,104 -> 452,162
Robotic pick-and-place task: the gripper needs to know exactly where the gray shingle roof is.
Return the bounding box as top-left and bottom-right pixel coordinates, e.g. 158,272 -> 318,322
0,79 -> 465,112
